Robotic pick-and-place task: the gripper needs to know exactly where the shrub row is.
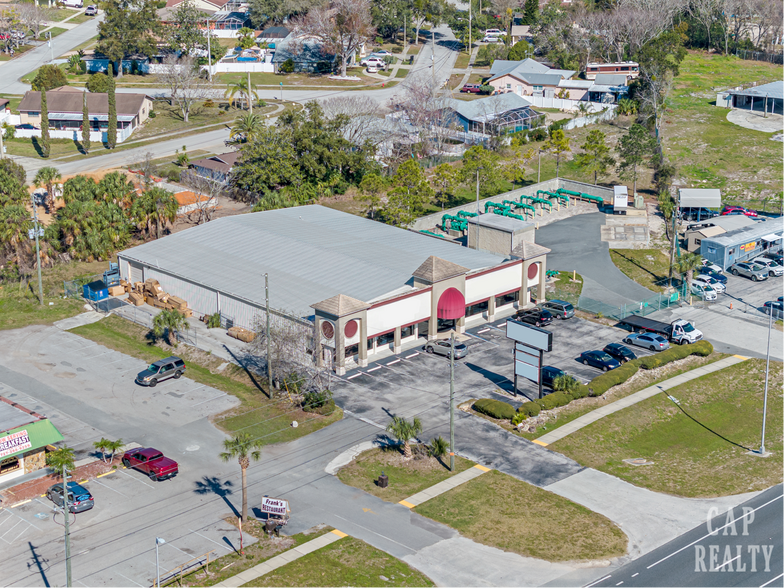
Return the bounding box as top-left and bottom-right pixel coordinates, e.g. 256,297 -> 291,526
473,398 -> 516,420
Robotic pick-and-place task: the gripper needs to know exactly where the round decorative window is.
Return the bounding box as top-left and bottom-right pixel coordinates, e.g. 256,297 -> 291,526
344,320 -> 358,338
321,321 -> 334,339
527,263 -> 539,280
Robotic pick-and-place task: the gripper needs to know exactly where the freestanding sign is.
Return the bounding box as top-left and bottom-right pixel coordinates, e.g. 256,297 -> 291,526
260,496 -> 290,516
506,319 -> 552,399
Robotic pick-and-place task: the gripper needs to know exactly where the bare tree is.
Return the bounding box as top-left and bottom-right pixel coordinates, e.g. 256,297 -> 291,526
687,0 -> 720,51
320,94 -> 383,146
16,2 -> 51,41
749,0 -> 783,50
490,0 -> 521,37
158,55 -> 213,122
181,170 -> 222,225
293,0 -> 375,77
135,151 -> 158,191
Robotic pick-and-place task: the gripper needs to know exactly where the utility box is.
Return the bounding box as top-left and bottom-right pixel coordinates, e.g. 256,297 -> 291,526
83,280 -> 108,302
634,194 -> 644,209
613,185 -> 628,215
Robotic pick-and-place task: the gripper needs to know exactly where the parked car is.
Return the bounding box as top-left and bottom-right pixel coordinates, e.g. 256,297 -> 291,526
84,4 -> 97,15
460,84 -> 482,93
693,275 -> 726,293
122,448 -> 179,481
729,262 -> 769,281
680,207 -> 718,221
366,64 -> 379,73
623,332 -> 670,351
371,49 -> 392,57
763,300 -> 783,319
515,307 -> 553,327
700,258 -> 723,274
690,282 -> 718,301
766,252 -> 783,264
135,356 -> 186,387
15,123 -> 37,130
360,56 -> 385,67
721,205 -> 758,217
424,339 -> 467,359
484,28 -> 504,36
541,366 -> 578,389
483,36 -> 504,43
602,343 -> 637,364
698,267 -> 728,283
579,350 -> 621,371
752,256 -> 783,277
538,300 -> 575,319
47,482 -> 94,513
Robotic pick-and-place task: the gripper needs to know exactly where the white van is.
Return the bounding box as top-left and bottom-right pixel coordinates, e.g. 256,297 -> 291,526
484,29 -> 504,37
59,0 -> 84,8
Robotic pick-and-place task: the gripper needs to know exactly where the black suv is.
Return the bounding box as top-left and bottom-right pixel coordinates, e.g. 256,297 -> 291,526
136,356 -> 186,387
541,366 -> 578,389
603,343 -> 636,364
539,300 -> 575,320
516,307 -> 553,327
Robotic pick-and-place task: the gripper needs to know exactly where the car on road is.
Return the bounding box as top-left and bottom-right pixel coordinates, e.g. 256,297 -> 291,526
623,332 -> 670,351
515,307 -> 553,327
692,275 -> 726,293
690,282 -> 718,301
729,262 -> 769,282
579,350 -> 621,371
122,447 -> 179,481
84,4 -> 97,15
602,343 -> 637,364
541,366 -> 578,389
460,84 -> 482,93
424,339 -> 467,359
721,205 -> 758,217
47,482 -> 94,513
763,300 -> 783,319
698,267 -> 727,283
539,299 -> 575,319
359,56 -> 385,67
751,256 -> 783,277
484,28 -> 504,36
135,356 -> 186,387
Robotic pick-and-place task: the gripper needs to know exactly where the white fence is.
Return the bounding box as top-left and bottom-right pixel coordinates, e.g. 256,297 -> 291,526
203,62 -> 275,74
527,95 -> 612,113
561,106 -> 617,130
0,112 -> 20,125
15,126 -> 134,143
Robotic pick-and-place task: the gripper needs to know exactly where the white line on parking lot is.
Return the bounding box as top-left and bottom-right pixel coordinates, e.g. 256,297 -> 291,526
189,384 -> 207,394
189,528 -> 234,552
90,479 -> 127,497
477,328 -> 491,334
386,359 -> 401,365
367,366 -> 382,372
193,393 -> 227,407
106,357 -> 127,365
404,352 -> 419,359
82,350 -> 112,360
115,571 -> 145,587
347,372 -> 364,380
117,469 -> 155,489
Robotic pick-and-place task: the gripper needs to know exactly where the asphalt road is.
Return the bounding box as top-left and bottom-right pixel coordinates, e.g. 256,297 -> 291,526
589,484 -> 783,587
536,212 -> 655,306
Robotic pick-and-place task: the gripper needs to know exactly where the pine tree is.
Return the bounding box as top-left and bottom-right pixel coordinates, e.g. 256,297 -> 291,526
82,91 -> 91,154
107,63 -> 117,149
523,0 -> 538,25
40,87 -> 50,158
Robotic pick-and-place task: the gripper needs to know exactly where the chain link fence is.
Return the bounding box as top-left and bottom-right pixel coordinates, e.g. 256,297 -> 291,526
63,274 -> 103,299
735,49 -> 784,65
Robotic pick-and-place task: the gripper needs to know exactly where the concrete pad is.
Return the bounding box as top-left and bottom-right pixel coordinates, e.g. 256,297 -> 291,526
726,109 -> 783,133
54,311 -> 105,330
324,441 -> 384,475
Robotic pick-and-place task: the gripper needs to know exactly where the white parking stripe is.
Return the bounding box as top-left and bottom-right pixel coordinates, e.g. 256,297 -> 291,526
404,352 -> 419,358
188,529 -> 234,552
367,366 -> 382,372
90,479 -> 128,497
117,469 -> 156,489
115,571 -> 145,587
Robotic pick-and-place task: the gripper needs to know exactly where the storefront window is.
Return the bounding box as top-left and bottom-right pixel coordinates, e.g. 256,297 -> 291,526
367,337 -> 375,351
465,300 -> 488,317
0,456 -> 20,474
496,291 -> 519,307
377,331 -> 395,347
416,320 -> 429,338
345,344 -> 358,358
401,325 -> 415,339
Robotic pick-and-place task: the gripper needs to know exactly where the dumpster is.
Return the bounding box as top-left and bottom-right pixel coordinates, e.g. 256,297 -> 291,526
83,280 -> 108,302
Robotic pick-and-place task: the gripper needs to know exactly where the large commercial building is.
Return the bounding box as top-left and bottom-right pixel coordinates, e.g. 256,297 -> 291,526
0,397 -> 63,484
118,205 -> 549,373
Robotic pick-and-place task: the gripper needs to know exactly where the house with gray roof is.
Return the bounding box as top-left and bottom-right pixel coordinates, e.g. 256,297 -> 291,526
272,36 -> 335,73
724,81 -> 783,115
486,58 -> 577,98
446,93 -> 544,134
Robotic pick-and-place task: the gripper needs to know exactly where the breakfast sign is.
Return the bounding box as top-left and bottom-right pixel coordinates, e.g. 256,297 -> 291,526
0,430 -> 32,458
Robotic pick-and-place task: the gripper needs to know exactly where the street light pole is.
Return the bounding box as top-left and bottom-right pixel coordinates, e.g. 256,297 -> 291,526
63,465 -> 72,587
206,18 -> 212,81
758,308 -> 772,455
31,195 -> 43,305
265,273 -> 272,396
47,31 -> 53,63
449,331 -> 455,472
155,537 -> 166,587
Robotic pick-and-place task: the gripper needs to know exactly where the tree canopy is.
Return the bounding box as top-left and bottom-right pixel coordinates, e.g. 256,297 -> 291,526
97,0 -> 162,73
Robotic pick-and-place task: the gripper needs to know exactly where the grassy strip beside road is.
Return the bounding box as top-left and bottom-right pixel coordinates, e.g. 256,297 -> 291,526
247,536 -> 435,587
551,358 -> 783,497
609,249 -> 672,294
70,315 -> 343,443
337,447 -> 474,504
415,470 -> 627,562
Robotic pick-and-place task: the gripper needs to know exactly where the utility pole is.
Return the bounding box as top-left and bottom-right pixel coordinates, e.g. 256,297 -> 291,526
155,537 -> 165,587
449,331 -> 455,472
468,1 -> 472,60
431,24 -> 436,89
265,273 -> 272,396
758,308 -> 772,455
63,465 -> 72,587
248,71 -> 252,114
537,149 -> 541,183
31,195 -> 43,305
475,168 -> 481,213
47,31 -> 53,63
206,18 -> 212,81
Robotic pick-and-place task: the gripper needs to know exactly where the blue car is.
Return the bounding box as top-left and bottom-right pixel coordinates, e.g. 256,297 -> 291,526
579,350 -> 621,372
698,267 -> 727,284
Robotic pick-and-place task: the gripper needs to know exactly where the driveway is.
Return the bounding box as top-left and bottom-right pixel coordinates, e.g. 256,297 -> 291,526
536,212 -> 655,306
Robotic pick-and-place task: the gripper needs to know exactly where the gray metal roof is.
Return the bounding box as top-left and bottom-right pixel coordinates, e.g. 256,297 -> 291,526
0,400 -> 36,434
488,58 -> 575,84
118,205 -> 507,318
594,74 -> 628,86
701,218 -> 784,247
448,93 -> 533,122
489,58 -> 548,76
729,81 -> 783,100
678,188 -> 722,208
468,213 -> 533,233
688,215 -> 755,232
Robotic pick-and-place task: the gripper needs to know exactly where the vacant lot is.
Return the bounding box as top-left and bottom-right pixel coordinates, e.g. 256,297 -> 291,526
609,249 -> 672,293
551,359 -> 783,497
415,470 -> 627,562
337,447 -> 474,504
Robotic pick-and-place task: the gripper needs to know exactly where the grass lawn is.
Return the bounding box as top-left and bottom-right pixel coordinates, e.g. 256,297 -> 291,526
394,68 -> 408,79
4,137 -> 81,159
131,101 -> 266,142
662,52 -> 783,207
70,315 -> 343,442
337,447 -> 474,504
546,270 -> 583,305
454,52 -> 471,69
68,14 -> 95,24
217,72 -> 367,87
415,470 -> 627,561
551,359 -> 783,497
44,27 -> 68,39
609,249 -> 672,293
248,536 -> 434,587
46,9 -> 78,21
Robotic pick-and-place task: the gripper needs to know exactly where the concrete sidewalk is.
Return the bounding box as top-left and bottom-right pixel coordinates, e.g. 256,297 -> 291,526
399,464 -> 490,508
534,355 -> 748,446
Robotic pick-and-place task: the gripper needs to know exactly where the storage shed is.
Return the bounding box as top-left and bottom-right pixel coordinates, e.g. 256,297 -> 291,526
700,220 -> 784,269
678,188 -> 722,209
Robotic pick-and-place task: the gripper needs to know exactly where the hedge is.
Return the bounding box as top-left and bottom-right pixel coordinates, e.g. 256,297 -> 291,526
473,398 -> 516,420
588,361 -> 640,397
517,402 -> 541,418
536,391 -> 573,411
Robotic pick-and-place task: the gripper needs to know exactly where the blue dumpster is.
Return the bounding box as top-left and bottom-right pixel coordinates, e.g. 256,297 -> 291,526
83,280 -> 108,302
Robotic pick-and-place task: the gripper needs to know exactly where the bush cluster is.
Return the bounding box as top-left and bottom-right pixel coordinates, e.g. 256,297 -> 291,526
588,361 -> 640,397
473,398 -> 516,420
517,402 -> 541,418
536,392 -> 572,411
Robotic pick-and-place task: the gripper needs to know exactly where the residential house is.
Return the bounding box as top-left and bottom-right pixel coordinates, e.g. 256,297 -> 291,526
486,58 -> 576,98
257,26 -> 290,46
446,93 -> 544,135
721,81 -> 783,115
509,25 -> 531,46
272,36 -> 335,73
188,151 -> 241,184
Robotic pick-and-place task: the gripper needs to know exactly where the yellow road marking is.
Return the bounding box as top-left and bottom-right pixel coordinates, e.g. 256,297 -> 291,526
733,355 -> 749,360
331,529 -> 348,538
11,499 -> 31,508
398,500 -> 415,508
473,464 -> 491,472
532,439 -> 549,447
96,470 -> 116,478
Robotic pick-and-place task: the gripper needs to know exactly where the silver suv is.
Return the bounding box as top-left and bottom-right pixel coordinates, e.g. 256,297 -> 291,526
729,262 -> 769,282
539,300 -> 575,319
424,340 -> 467,359
135,356 -> 186,387
752,257 -> 783,277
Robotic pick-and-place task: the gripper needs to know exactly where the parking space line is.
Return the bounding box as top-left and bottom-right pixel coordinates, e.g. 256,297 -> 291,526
193,393 -> 227,407
82,350 -> 112,360
477,328 -> 491,334
404,352 -> 419,359
90,479 -> 128,497
117,469 -> 156,489
188,384 -> 207,394
3,504 -> 42,531
115,571 -> 145,587
367,366 -> 383,372
10,499 -> 31,508
96,470 -> 115,478
105,357 -> 127,365
189,528 -> 235,552
0,519 -> 24,543
347,372 -> 364,380
386,359 -> 401,365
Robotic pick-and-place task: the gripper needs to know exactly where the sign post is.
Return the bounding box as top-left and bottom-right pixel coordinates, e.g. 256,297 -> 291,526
506,319 -> 552,399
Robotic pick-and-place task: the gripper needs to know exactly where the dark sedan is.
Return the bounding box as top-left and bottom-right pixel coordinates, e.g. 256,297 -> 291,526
516,307 -> 553,327
579,350 -> 621,371
698,267 -> 728,284
541,366 -> 578,389
603,343 -> 637,364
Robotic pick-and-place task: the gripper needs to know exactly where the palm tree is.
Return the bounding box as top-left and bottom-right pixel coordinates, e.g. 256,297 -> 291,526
46,446 -> 76,481
219,432 -> 263,522
675,252 -> 703,293
230,112 -> 265,143
33,166 -> 61,213
0,205 -> 33,263
98,171 -> 135,207
149,187 -> 178,239
237,27 -> 256,49
658,191 -> 675,241
152,309 -> 189,346
93,438 -> 124,463
386,416 -> 423,459
224,78 -> 258,110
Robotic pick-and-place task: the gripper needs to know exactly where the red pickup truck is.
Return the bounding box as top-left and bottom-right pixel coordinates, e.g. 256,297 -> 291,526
122,448 -> 179,481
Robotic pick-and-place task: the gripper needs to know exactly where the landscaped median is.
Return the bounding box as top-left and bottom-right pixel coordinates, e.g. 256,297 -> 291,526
550,358 -> 783,497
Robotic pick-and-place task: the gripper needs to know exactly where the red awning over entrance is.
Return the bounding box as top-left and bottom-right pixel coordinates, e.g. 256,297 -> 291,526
437,288 -> 466,320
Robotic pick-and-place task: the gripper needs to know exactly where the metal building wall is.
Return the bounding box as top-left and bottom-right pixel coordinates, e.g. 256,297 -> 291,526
142,267 -> 219,316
